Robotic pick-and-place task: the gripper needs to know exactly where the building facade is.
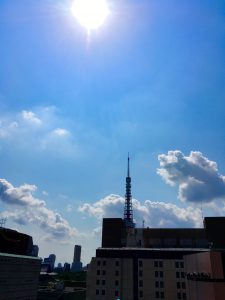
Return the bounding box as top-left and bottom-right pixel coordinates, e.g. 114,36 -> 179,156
0,227 -> 41,300
86,158 -> 225,300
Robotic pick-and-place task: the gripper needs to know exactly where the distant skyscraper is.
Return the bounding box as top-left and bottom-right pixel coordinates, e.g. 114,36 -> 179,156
31,244 -> 39,257
64,262 -> 71,272
123,154 -> 135,228
71,245 -> 83,272
43,253 -> 56,272
74,245 -> 81,262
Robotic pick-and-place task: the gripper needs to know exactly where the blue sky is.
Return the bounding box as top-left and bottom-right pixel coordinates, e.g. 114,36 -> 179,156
0,0 -> 225,265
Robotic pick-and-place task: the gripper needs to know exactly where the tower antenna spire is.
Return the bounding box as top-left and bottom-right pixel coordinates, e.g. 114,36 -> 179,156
127,152 -> 130,177
123,153 -> 135,228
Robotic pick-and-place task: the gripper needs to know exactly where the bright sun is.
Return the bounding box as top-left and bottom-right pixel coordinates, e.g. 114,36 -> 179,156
71,0 -> 110,32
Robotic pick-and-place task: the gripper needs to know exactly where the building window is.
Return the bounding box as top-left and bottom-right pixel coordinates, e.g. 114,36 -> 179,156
175,261 -> 179,268
97,260 -> 101,266
139,260 -> 143,267
115,290 -> 119,297
102,289 -> 105,295
115,270 -> 119,276
176,272 -> 180,278
160,281 -> 164,288
181,272 -> 185,278
155,281 -> 159,288
155,271 -> 159,277
115,280 -> 119,286
103,260 -> 106,266
180,262 -> 184,268
155,291 -> 159,298
161,291 -> 165,299
177,282 -> 181,289
97,270 -> 100,276
177,292 -> 181,299
102,279 -> 105,285
159,261 -> 163,268
102,270 -> 106,276
139,290 -> 143,298
183,293 -> 186,299
115,260 -> 120,267
96,279 -> 100,285
96,289 -> 99,295
154,261 -> 158,267
160,271 -> 164,278
139,270 -> 143,277
139,280 -> 143,287
182,282 -> 186,289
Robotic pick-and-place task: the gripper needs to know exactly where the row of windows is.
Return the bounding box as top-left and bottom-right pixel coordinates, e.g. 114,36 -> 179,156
155,291 -> 165,298
177,281 -> 186,289
97,260 -> 106,266
140,291 -> 186,299
178,292 -> 186,299
175,261 -> 184,268
154,261 -> 163,268
96,269 -> 185,279
97,260 -> 120,267
98,259 -> 184,269
176,272 -> 185,279
96,289 -> 119,296
95,289 -> 186,298
155,271 -> 164,278
139,260 -> 184,269
96,270 -> 106,276
96,270 -> 119,276
96,279 -> 119,286
155,281 -> 164,288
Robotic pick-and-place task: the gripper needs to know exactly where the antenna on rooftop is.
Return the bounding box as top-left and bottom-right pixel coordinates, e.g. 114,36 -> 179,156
0,218 -> 7,228
142,220 -> 145,228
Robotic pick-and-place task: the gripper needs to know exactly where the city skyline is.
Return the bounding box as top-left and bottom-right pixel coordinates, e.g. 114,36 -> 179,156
0,0 -> 225,264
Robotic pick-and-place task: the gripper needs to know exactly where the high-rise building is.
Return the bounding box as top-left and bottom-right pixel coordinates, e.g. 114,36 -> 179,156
64,262 -> 71,272
43,253 -> 56,272
86,158 -> 225,300
71,244 -> 83,272
32,244 -> 39,257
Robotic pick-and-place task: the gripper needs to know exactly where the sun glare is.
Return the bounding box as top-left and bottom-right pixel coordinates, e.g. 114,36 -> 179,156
71,0 -> 110,32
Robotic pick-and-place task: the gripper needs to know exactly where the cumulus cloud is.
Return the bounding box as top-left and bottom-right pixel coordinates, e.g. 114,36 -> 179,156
79,194 -> 202,228
0,179 -> 76,240
21,110 -> 42,126
157,150 -> 225,203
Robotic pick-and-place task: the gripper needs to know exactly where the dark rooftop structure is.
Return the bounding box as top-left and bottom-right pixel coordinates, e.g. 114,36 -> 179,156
0,227 -> 33,255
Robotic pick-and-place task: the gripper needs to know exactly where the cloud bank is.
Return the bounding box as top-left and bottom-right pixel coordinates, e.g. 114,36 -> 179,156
0,179 -> 76,240
79,194 -> 202,228
157,150 -> 225,203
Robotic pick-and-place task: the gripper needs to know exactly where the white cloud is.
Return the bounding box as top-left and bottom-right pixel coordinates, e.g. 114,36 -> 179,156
21,110 -> 42,126
0,179 -> 76,240
79,194 -> 202,228
157,150 -> 225,203
0,107 -> 79,159
52,128 -> 70,137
